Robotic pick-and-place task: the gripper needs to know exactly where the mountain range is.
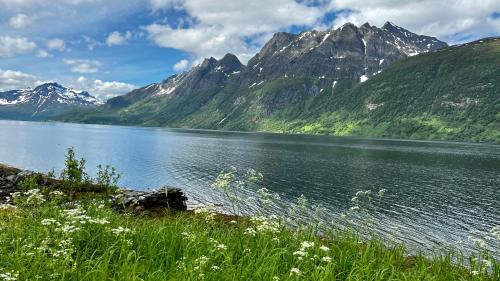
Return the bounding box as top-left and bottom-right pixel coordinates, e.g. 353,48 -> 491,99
0,83 -> 98,120
1,22 -> 498,143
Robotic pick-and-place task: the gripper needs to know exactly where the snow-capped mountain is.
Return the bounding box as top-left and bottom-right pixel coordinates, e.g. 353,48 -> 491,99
106,21 -> 446,108
0,82 -> 98,120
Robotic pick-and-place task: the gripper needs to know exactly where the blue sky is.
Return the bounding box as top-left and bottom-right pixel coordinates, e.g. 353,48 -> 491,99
0,0 -> 498,100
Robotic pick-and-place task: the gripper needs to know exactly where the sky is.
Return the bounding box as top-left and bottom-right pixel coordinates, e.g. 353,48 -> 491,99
0,0 -> 499,100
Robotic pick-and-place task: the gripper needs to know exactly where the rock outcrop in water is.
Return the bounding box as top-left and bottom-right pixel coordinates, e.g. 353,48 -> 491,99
0,163 -> 188,212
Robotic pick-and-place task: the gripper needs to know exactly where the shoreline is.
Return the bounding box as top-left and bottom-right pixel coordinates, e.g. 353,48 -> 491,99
2,118 -> 498,146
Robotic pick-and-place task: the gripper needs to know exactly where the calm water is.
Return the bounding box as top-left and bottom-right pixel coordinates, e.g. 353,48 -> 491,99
0,120 -> 499,255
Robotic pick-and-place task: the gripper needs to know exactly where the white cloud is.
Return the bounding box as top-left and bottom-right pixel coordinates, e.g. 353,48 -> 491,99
150,0 -> 184,11
0,68 -> 43,91
0,36 -> 37,57
329,0 -> 500,43
82,35 -> 104,50
144,0 -> 500,64
75,76 -> 135,100
47,38 -> 67,51
144,0 -> 326,62
173,59 -> 189,71
9,13 -> 33,29
63,59 -> 102,73
37,50 -> 50,58
106,31 -> 132,46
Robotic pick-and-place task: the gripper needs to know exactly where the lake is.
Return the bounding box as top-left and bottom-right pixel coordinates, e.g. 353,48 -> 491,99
0,120 -> 499,255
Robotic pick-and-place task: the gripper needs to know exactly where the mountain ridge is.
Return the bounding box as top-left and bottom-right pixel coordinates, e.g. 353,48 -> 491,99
0,82 -> 98,120
58,35 -> 499,143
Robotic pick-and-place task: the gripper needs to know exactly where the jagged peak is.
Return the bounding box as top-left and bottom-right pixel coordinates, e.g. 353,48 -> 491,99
218,53 -> 243,71
199,57 -> 218,68
360,22 -> 372,28
339,22 -> 357,30
35,82 -> 65,90
382,21 -> 400,30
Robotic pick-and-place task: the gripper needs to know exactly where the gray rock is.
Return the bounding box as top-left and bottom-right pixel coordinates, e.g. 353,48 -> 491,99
118,187 -> 188,211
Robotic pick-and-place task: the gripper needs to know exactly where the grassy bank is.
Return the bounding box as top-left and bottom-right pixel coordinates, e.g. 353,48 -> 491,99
0,150 -> 498,280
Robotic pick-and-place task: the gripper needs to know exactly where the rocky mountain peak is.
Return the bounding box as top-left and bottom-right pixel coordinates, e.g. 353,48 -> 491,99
218,53 -> 243,73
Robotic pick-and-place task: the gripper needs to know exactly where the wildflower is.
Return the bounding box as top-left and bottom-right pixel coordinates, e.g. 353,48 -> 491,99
216,243 -> 227,251
243,248 -> 251,253
272,237 -> 280,242
471,270 -> 479,276
210,265 -> 220,271
50,190 -> 64,197
58,224 -> 80,233
293,250 -> 307,257
290,268 -> 301,276
300,241 -> 314,249
273,277 -> 280,281
41,218 -> 58,226
0,270 -> 18,281
194,204 -> 217,223
0,204 -> 16,210
181,232 -> 190,237
195,256 -> 209,266
320,246 -> 330,252
321,256 -> 332,263
247,168 -> 263,183
89,218 -> 110,225
244,227 -> 257,236
111,226 -> 132,235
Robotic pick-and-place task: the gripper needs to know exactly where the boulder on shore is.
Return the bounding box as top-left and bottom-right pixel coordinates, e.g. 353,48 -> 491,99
0,163 -> 188,212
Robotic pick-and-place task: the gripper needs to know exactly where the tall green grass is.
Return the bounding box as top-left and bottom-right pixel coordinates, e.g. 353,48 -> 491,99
0,192 -> 498,280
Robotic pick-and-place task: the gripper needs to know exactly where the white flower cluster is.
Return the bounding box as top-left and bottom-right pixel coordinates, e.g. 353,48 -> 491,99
194,204 -> 217,223
292,241 -> 332,264
249,215 -> 281,234
111,226 -> 132,236
0,270 -> 18,281
0,204 -> 16,210
11,189 -> 46,206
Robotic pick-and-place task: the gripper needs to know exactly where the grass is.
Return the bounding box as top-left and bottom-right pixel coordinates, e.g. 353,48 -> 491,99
0,150 -> 498,280
0,199 -> 498,281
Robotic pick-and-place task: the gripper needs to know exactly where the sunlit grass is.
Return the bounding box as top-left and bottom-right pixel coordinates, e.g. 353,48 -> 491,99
0,197 -> 498,281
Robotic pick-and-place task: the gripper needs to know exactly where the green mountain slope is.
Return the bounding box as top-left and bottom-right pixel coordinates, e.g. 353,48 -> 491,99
58,38 -> 499,143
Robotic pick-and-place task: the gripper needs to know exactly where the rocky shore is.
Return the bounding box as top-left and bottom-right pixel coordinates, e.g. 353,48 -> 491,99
0,163 -> 188,212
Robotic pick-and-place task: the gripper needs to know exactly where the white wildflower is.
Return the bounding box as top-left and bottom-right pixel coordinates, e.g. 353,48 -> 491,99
320,245 -> 330,252
89,218 -> 110,225
293,250 -> 307,257
290,268 -> 301,276
111,226 -> 132,235
300,241 -> 314,250
321,256 -> 332,263
244,227 -> 257,236
41,218 -> 58,226
215,243 -> 227,251
0,270 -> 19,281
